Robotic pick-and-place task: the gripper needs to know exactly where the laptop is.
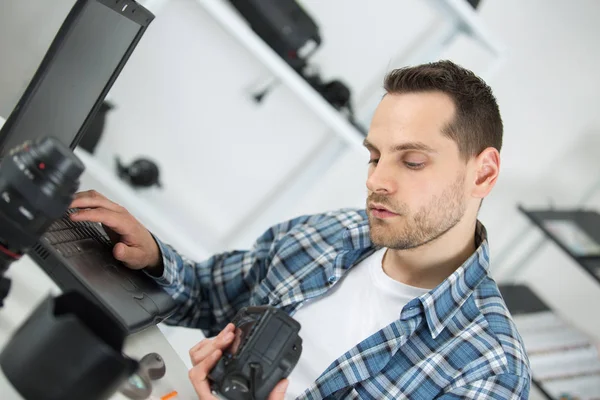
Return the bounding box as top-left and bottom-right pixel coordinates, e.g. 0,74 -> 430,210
0,0 -> 178,333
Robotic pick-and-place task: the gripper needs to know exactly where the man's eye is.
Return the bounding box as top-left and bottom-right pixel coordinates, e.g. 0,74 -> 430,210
404,162 -> 425,170
368,159 -> 379,165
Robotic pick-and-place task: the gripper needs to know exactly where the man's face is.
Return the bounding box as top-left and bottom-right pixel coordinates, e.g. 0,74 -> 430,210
365,91 -> 470,250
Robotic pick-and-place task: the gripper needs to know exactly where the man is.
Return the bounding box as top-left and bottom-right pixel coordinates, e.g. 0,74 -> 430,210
70,60 -> 531,399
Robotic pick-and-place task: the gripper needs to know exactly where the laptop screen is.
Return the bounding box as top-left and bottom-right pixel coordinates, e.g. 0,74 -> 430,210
0,0 -> 153,156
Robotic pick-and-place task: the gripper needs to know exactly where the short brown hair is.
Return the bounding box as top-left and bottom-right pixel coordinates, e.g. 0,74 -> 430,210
383,60 -> 502,159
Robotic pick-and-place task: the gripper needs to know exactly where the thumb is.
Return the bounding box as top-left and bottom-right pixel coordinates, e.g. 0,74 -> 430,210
113,243 -> 147,269
268,379 -> 289,400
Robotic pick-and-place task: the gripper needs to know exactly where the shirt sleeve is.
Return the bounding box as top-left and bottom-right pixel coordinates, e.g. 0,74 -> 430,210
437,374 -> 530,400
144,213 -> 326,336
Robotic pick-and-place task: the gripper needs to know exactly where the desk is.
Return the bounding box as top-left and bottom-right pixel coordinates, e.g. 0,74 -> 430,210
0,256 -> 197,400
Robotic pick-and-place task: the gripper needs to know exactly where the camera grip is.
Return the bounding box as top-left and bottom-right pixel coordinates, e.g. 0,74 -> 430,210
208,306 -> 303,400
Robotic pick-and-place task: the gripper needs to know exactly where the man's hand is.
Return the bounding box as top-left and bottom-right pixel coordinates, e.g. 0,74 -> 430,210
188,323 -> 289,400
69,190 -> 163,274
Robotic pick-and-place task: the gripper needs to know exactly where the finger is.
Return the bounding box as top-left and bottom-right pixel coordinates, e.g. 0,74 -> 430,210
189,328 -> 235,366
212,327 -> 236,352
268,379 -> 289,400
113,243 -> 147,269
189,338 -> 212,365
189,341 -> 218,366
70,190 -> 123,212
189,324 -> 235,355
70,208 -> 131,235
102,224 -> 121,244
190,331 -> 235,366
189,324 -> 235,354
189,350 -> 222,399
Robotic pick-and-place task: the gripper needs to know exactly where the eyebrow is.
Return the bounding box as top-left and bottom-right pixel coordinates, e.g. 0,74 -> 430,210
362,138 -> 437,154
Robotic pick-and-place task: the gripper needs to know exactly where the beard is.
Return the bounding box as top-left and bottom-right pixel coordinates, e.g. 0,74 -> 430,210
367,173 -> 467,250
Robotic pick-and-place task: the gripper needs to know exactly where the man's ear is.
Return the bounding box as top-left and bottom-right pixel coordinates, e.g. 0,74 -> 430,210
471,147 -> 500,199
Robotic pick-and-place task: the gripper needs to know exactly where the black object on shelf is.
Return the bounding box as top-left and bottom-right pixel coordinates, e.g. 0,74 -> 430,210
227,0 -> 321,73
228,0 -> 365,137
518,206 -> 600,286
78,101 -> 114,154
466,0 -> 483,9
116,156 -> 162,189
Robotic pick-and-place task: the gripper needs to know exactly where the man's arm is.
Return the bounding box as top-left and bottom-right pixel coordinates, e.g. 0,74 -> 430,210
437,374 -> 530,400
147,213 -> 325,336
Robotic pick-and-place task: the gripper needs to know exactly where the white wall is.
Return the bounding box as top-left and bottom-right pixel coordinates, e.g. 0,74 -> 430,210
0,0 -> 76,116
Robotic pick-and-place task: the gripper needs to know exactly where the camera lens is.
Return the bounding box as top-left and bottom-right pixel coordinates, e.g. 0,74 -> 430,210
24,137 -> 84,195
0,137 -> 84,257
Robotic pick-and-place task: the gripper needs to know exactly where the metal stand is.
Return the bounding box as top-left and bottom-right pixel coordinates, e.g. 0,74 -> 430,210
496,176 -> 600,282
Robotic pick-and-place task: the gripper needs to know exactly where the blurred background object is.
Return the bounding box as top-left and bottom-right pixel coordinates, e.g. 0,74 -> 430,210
78,101 -> 114,154
116,156 -> 162,189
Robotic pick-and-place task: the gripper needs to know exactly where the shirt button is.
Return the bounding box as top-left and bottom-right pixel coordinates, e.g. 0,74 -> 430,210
327,276 -> 336,285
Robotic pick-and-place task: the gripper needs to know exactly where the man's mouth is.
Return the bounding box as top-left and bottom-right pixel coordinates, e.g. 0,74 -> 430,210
369,203 -> 399,219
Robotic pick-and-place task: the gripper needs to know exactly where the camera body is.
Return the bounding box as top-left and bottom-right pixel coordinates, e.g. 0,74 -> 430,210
208,306 -> 303,400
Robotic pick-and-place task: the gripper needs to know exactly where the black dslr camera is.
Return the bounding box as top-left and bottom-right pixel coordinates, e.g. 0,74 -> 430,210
209,306 -> 303,400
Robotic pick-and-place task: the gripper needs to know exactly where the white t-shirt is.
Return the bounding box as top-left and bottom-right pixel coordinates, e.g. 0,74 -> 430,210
285,248 -> 429,399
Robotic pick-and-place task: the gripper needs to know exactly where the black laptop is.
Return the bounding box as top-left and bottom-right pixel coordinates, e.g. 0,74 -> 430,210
0,0 -> 177,333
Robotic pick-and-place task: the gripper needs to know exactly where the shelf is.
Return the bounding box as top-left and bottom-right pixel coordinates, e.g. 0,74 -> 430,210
193,0 -> 366,153
498,284 -> 554,400
499,283 -> 600,400
518,206 -> 600,287
427,0 -> 504,57
193,0 -> 504,151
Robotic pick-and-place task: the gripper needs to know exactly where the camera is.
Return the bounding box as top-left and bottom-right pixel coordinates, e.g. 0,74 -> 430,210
208,306 -> 303,400
0,137 -> 84,306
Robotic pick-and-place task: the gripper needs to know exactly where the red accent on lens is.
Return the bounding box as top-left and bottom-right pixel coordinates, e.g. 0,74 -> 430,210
0,243 -> 21,260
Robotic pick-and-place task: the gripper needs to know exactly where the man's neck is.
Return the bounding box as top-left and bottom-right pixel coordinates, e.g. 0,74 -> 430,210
382,218 -> 478,290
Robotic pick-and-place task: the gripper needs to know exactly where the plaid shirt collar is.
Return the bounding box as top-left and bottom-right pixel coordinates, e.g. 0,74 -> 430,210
341,218 -> 490,340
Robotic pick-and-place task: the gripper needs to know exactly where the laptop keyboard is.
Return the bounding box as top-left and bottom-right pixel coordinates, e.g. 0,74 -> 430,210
43,209 -> 113,258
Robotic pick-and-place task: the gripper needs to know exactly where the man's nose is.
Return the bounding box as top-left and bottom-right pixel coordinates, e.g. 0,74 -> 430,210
366,161 -> 397,194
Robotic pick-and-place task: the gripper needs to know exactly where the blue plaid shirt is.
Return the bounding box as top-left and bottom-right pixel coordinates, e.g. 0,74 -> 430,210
151,209 -> 531,399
